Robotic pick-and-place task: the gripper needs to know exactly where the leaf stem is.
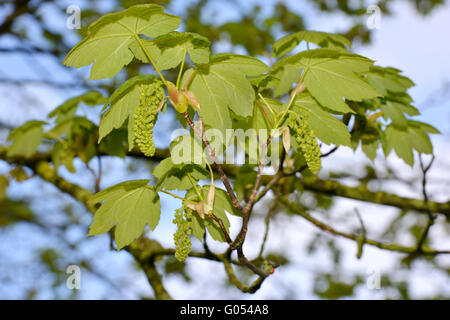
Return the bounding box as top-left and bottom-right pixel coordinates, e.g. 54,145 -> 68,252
176,48 -> 187,90
186,172 -> 204,201
257,93 -> 275,116
275,67 -> 308,128
159,189 -> 196,204
134,34 -> 168,87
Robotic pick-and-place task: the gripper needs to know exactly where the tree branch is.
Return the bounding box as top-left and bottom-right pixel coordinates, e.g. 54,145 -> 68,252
280,197 -> 450,255
182,112 -> 242,211
2,146 -> 449,216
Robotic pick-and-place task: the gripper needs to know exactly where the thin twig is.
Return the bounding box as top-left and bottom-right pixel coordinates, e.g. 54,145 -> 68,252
416,155 -> 436,252
280,197 -> 449,255
354,208 -> 366,259
258,184 -> 281,258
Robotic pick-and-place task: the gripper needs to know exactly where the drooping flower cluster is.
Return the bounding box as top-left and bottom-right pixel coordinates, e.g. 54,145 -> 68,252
288,110 -> 321,174
134,81 -> 165,156
173,207 -> 192,261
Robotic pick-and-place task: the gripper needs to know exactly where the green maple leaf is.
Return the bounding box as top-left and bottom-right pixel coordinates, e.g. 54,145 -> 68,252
52,142 -> 76,173
88,180 -> 161,250
48,91 -> 106,124
7,121 -> 47,158
383,126 -> 414,166
47,116 -> 98,165
273,30 -> 351,57
130,31 -> 210,69
181,54 -> 268,135
367,66 -> 414,95
383,124 -> 433,166
153,157 -> 208,191
272,64 -> 303,97
361,140 -> 379,161
381,100 -> 410,129
63,4 -> 180,79
408,120 -> 440,134
274,49 -> 381,113
98,75 -> 160,150
293,92 -> 351,147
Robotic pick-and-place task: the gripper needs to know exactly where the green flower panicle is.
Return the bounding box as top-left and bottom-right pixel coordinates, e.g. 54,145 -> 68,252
173,207 -> 192,261
134,81 -> 165,157
288,111 -> 321,174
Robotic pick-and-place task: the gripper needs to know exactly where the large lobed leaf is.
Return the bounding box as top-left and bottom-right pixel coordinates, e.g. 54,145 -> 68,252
181,54 -> 268,136
88,180 -> 161,250
48,91 -> 106,124
130,31 -> 210,69
273,30 -> 351,57
7,121 -> 47,158
273,49 -> 380,113
63,4 -> 180,79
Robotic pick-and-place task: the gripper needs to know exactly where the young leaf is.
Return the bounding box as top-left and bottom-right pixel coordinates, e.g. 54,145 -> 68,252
185,186 -> 240,242
48,116 -> 98,164
272,64 -> 303,97
130,32 -> 210,69
408,120 -> 440,134
381,100 -> 409,129
88,180 -> 161,250
361,140 -> 379,161
153,157 -> 208,191
7,121 -> 46,158
274,49 -> 380,113
367,66 -> 414,95
181,54 -> 268,135
273,30 -> 351,57
63,4 -> 180,79
384,126 -> 414,166
52,142 -> 76,173
48,91 -> 106,124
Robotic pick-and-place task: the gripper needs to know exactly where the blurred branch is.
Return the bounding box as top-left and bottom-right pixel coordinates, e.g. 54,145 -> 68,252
415,155 -> 437,252
0,78 -> 91,89
0,46 -> 59,55
0,155 -> 174,299
294,176 -> 450,217
258,184 -> 281,258
280,196 -> 450,256
2,145 -> 450,217
0,0 -> 32,34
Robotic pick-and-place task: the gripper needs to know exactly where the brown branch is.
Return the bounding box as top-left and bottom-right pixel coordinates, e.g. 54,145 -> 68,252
209,213 -> 233,246
258,184 -> 281,258
3,158 -> 174,299
243,136 -> 271,215
220,254 -> 267,293
2,146 -> 450,216
182,112 -> 242,211
235,136 -> 272,250
296,176 -> 450,217
416,155 -> 437,252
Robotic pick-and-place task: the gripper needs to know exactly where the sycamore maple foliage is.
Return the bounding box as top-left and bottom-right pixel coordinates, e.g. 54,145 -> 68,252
6,4 -> 438,258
